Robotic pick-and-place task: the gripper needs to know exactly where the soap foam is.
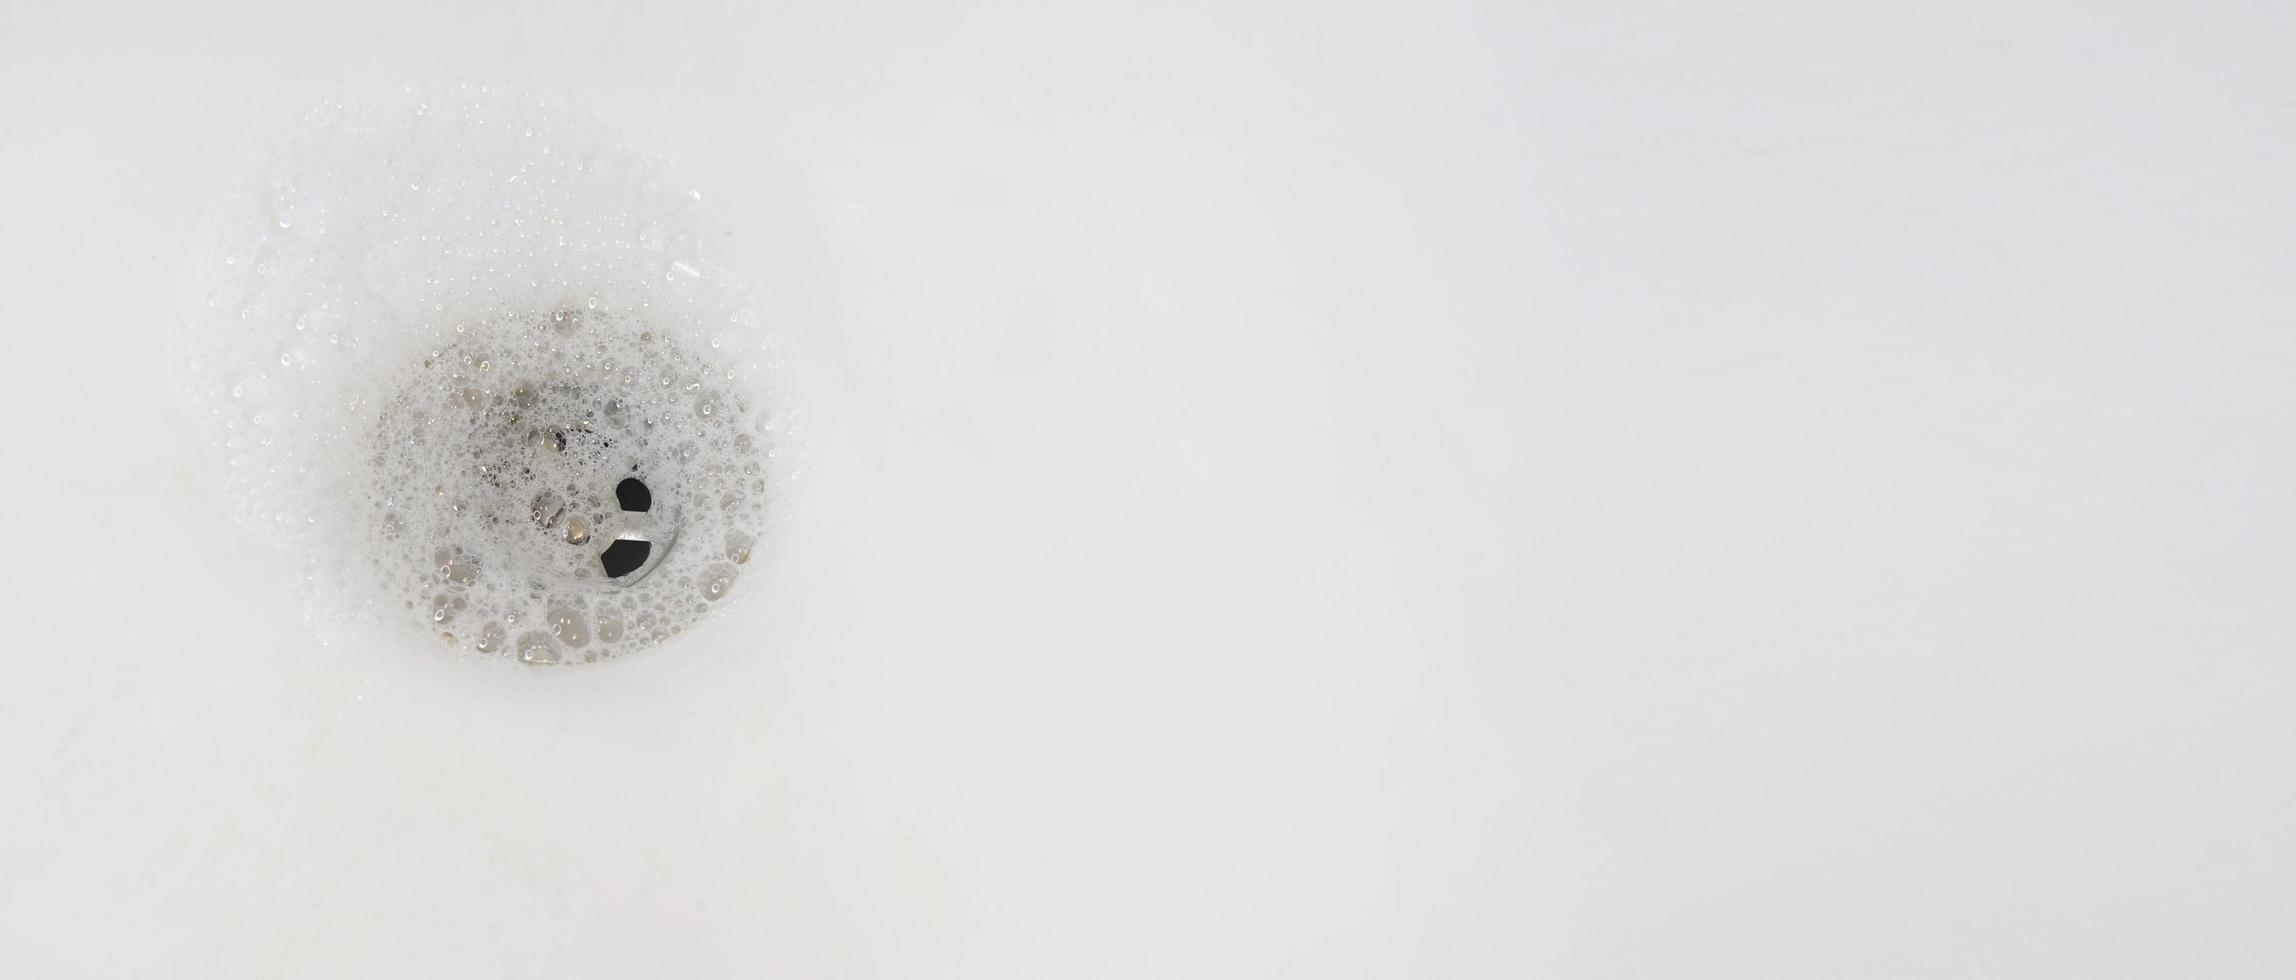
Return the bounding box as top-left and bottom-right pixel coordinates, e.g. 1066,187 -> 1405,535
171,82 -> 788,663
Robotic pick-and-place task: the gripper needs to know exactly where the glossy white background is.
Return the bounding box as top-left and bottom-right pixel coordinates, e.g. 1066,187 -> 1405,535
2,1 -> 2291,977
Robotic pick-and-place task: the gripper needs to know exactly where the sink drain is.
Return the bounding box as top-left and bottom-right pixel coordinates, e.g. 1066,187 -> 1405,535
531,473 -> 674,582
358,307 -> 771,664
164,83 -> 787,665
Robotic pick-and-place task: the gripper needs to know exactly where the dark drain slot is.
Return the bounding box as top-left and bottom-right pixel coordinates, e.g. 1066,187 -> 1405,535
616,477 -> 651,512
600,539 -> 651,578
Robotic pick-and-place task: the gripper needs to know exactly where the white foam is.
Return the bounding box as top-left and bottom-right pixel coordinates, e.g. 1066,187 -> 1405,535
171,82 -> 789,663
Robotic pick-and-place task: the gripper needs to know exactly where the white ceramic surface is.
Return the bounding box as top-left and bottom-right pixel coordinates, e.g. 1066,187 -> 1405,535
3,2 -> 2292,977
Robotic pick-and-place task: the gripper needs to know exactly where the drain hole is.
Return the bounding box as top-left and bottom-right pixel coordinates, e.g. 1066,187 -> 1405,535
616,477 -> 651,512
600,538 -> 651,578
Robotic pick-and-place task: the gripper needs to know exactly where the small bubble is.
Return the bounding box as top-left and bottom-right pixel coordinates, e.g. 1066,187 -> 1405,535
475,621 -> 507,654
546,606 -> 590,648
699,563 -> 738,601
530,491 -> 565,528
435,547 -> 478,587
517,630 -> 561,664
725,532 -> 753,565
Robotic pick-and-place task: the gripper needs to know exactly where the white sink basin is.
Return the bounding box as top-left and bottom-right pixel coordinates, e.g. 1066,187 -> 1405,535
3,2 -> 2292,976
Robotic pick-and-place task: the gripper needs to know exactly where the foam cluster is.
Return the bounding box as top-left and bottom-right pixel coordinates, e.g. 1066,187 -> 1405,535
170,82 -> 785,663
